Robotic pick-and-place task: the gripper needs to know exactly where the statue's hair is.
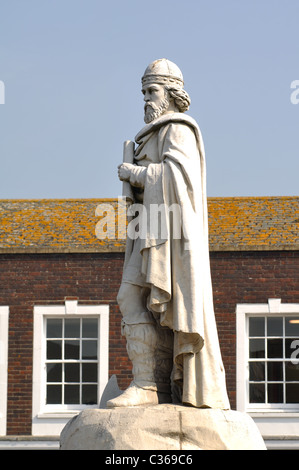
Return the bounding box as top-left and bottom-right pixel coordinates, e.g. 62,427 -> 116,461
165,86 -> 191,113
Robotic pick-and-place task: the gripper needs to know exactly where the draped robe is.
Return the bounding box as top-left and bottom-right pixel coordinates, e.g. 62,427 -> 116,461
123,112 -> 230,409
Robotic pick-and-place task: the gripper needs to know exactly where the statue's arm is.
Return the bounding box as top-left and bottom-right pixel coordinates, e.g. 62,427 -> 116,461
117,162 -> 147,188
117,122 -> 198,189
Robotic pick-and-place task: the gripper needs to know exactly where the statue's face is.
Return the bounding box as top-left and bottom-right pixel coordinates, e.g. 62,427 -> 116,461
142,83 -> 170,124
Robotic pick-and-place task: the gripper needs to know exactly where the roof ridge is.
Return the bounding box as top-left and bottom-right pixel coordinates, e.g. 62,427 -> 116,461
0,195 -> 298,204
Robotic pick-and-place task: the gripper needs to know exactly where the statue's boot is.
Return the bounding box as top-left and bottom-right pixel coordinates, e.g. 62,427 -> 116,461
107,321 -> 173,408
106,382 -> 162,408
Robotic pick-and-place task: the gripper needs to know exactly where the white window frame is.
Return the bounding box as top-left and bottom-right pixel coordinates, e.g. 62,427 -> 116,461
0,307 -> 9,436
32,301 -> 109,436
237,299 -> 299,446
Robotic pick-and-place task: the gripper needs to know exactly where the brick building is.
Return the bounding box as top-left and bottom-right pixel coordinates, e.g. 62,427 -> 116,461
0,196 -> 298,449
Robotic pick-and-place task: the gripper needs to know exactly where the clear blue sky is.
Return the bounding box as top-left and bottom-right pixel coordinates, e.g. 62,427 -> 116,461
0,0 -> 298,199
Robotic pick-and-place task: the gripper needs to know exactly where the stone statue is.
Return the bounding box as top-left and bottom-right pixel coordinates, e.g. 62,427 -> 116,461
107,59 -> 230,410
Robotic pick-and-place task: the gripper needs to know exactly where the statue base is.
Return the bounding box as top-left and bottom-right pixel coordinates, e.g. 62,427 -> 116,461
60,404 -> 266,450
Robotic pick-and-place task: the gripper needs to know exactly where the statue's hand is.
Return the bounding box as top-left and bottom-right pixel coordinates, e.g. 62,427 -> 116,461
118,163 -> 134,181
118,163 -> 147,188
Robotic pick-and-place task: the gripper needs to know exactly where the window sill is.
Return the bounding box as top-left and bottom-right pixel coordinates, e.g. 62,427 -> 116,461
249,410 -> 299,418
37,411 -> 79,419
37,404 -> 99,419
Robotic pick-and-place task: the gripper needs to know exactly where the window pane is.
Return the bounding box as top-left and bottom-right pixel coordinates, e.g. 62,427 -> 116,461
65,363 -> 80,383
249,383 -> 265,403
65,340 -> 80,359
82,340 -> 98,360
65,385 -> 80,404
45,315 -> 100,408
249,317 -> 265,337
47,340 -> 62,360
82,385 -> 97,405
82,319 -> 98,338
249,339 -> 265,358
285,318 -> 299,336
47,363 -> 62,382
267,338 -> 283,358
285,338 -> 299,359
47,319 -> 62,338
65,319 -> 80,338
47,385 -> 62,404
286,362 -> 299,381
249,362 -> 265,381
82,363 -> 98,382
247,315 -> 299,408
268,383 -> 283,403
267,361 -> 283,381
267,317 -> 283,337
286,384 -> 299,403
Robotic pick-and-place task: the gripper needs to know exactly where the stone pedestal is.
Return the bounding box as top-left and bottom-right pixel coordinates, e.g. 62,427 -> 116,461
60,404 -> 266,450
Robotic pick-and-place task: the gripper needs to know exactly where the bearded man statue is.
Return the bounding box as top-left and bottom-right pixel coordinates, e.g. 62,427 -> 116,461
107,59 -> 230,410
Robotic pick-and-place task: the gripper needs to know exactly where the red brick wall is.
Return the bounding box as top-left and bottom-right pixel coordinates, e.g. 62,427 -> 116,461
1,250 -> 299,434
210,250 -> 299,410
0,253 -> 129,435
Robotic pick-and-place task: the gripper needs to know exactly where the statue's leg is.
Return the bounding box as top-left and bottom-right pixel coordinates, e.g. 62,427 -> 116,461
107,282 -> 172,408
154,322 -> 174,395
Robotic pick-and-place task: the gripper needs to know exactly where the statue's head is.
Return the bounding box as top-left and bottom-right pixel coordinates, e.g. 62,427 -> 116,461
141,59 -> 191,124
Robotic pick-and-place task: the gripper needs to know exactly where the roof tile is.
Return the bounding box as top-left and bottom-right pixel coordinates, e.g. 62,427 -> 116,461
0,197 -> 298,253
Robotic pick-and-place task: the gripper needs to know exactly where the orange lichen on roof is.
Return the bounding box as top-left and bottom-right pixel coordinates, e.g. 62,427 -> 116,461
208,196 -> 299,251
0,196 -> 298,253
0,198 -> 126,253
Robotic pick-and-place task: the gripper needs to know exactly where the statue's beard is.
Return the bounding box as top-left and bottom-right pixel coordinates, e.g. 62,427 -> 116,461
144,96 -> 170,124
